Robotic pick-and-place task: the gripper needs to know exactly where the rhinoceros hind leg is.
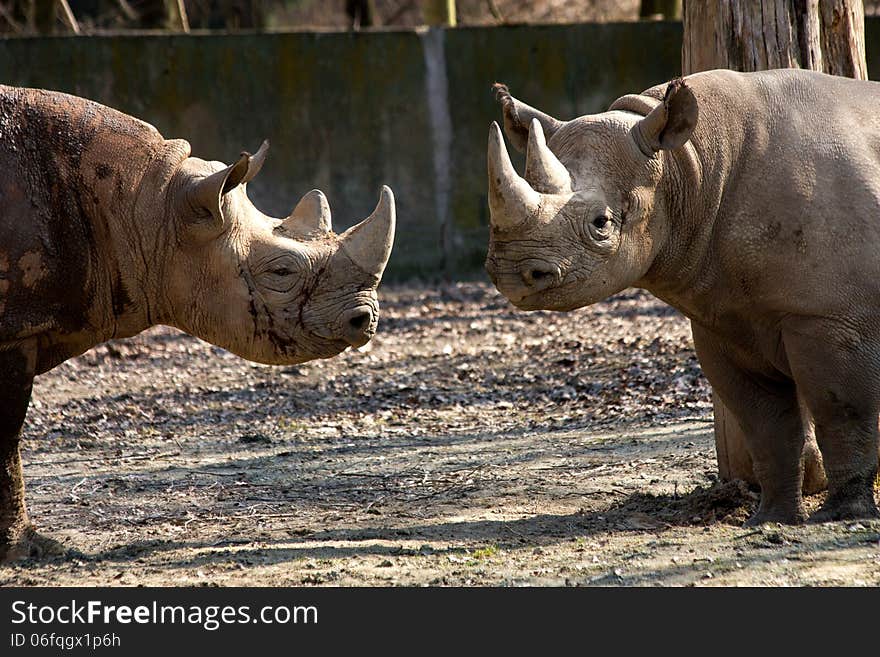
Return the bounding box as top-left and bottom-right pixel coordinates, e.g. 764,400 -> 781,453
807,415 -> 879,522
807,418 -> 879,522
783,329 -> 880,523
810,486 -> 879,523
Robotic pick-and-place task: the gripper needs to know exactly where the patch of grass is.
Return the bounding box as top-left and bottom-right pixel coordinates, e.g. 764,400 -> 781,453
276,418 -> 307,432
471,545 -> 500,560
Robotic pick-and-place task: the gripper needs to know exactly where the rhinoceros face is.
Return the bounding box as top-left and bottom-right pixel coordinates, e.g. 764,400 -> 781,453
164,142 -> 395,365
485,81 -> 697,312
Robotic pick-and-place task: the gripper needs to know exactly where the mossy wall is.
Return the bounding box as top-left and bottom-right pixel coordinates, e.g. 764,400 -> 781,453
3,19 -> 879,279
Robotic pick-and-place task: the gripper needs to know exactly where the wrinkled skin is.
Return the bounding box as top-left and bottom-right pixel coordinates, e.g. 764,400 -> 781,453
486,69 -> 880,526
0,86 -> 395,559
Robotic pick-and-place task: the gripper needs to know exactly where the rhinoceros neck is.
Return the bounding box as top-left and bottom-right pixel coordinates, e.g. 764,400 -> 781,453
636,72 -> 752,324
638,139 -> 724,316
82,132 -> 187,344
124,139 -> 192,333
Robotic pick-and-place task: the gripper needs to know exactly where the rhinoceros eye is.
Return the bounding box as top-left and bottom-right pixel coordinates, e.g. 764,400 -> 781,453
587,211 -> 614,242
271,267 -> 293,277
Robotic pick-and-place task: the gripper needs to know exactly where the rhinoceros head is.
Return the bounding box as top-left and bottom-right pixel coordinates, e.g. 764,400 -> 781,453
485,81 -> 697,311
163,141 -> 395,364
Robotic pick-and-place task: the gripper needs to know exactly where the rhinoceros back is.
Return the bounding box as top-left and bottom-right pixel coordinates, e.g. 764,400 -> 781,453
637,69 -> 880,315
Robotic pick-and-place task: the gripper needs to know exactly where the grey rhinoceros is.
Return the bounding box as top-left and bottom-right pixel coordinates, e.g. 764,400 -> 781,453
0,85 -> 395,559
486,69 -> 880,526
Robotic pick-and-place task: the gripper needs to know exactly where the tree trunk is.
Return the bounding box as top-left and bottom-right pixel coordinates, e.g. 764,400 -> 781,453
423,0 -> 456,26
682,0 -> 868,493
683,0 -> 866,79
33,0 -> 54,33
640,0 -> 682,19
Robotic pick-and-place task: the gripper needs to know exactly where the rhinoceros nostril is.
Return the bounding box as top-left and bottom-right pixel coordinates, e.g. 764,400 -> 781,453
347,311 -> 371,332
341,307 -> 375,347
522,265 -> 560,287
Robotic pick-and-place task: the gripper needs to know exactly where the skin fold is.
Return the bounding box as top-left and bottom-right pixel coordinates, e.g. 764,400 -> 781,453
0,86 -> 395,559
486,69 -> 880,526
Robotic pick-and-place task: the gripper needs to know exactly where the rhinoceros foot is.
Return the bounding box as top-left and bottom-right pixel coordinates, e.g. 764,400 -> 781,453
743,504 -> 807,527
810,488 -> 880,524
0,524 -> 68,563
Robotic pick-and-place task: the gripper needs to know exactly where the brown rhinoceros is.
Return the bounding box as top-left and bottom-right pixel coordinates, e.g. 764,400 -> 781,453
0,85 -> 395,559
485,69 -> 880,526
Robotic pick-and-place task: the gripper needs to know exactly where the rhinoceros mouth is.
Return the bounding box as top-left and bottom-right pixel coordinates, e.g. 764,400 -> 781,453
257,323 -> 351,362
495,281 -> 559,310
304,332 -> 351,353
280,335 -> 352,363
314,340 -> 353,358
508,290 -> 554,311
508,282 -> 586,313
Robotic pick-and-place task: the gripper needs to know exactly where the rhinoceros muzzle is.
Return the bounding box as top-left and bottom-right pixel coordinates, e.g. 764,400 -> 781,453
489,261 -> 563,307
279,186 -> 394,353
340,305 -> 376,347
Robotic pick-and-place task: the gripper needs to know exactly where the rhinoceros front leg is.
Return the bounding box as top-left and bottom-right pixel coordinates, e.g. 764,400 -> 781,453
692,325 -> 807,525
783,326 -> 880,522
713,394 -> 828,495
0,342 -> 46,561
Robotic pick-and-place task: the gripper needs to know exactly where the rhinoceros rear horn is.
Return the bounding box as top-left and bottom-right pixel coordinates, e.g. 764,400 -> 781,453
525,119 -> 571,194
493,82 -> 564,154
339,186 -> 396,279
282,189 -> 332,236
634,79 -> 698,156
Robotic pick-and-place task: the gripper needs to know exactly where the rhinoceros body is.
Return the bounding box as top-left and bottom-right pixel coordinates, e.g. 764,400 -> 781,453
486,69 -> 880,526
0,86 -> 396,559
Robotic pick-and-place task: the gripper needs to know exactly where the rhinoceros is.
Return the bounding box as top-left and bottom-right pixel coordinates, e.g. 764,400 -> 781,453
0,85 -> 395,559
486,69 -> 880,526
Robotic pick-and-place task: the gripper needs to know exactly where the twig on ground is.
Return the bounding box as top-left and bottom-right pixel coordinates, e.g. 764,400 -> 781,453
27,452 -> 181,468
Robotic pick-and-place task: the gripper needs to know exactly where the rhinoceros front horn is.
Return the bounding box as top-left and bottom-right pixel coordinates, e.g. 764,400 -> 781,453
339,186 -> 396,279
283,189 -> 333,236
488,121 -> 540,231
525,118 -> 571,194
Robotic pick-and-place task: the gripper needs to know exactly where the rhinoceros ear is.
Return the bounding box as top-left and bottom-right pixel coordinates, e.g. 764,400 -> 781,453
185,140 -> 270,237
493,83 -> 564,154
230,139 -> 270,188
633,79 -> 698,156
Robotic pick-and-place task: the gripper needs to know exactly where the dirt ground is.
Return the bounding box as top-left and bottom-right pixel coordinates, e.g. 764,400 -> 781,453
2,283 -> 879,587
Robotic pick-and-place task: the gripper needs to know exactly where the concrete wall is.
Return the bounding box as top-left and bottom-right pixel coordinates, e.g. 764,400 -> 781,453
2,19 -> 878,279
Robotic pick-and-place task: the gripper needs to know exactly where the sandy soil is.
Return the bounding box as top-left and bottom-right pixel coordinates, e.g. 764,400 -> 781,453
2,283 -> 879,587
